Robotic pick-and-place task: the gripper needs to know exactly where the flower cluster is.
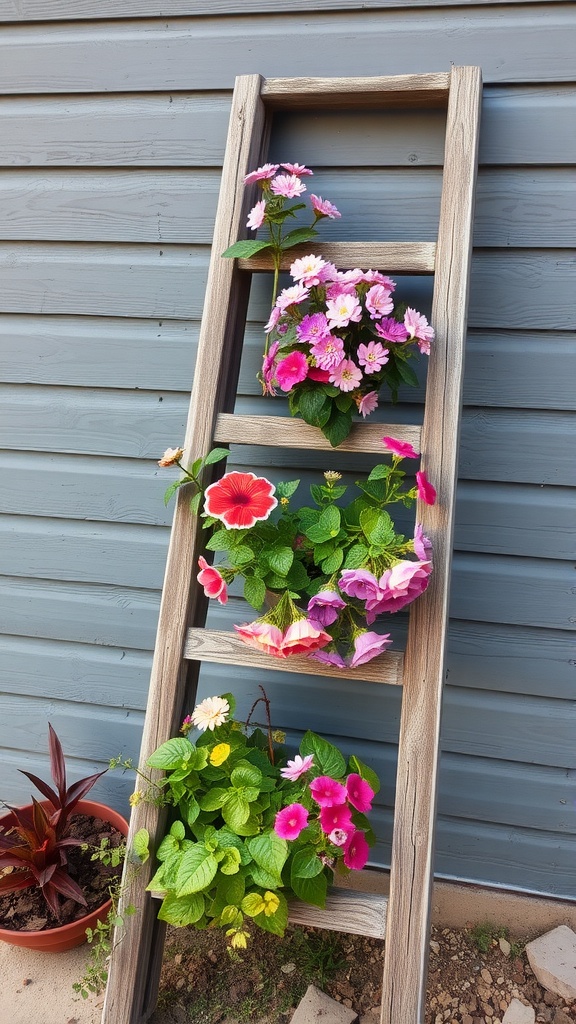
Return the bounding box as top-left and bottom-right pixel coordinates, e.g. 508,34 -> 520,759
138,689 -> 379,946
160,435 -> 436,668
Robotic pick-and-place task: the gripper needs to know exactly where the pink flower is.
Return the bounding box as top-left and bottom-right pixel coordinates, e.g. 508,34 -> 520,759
276,350 -> 309,391
281,162 -> 313,176
357,391 -> 379,418
197,556 -> 228,605
325,293 -> 362,330
320,803 -> 353,835
308,648 -> 346,669
234,621 -> 286,657
307,591 -> 346,627
270,174 -> 306,198
275,284 -> 310,311
310,776 -> 347,808
382,436 -> 419,459
263,305 -> 281,334
329,358 -> 363,392
280,754 -> 314,781
261,339 -> 280,395
338,569 -> 383,604
290,254 -> 328,287
281,617 -> 332,656
357,341 -> 389,374
204,471 -> 277,529
346,774 -> 375,813
365,284 -> 394,320
404,308 -> 435,355
349,631 -> 392,667
307,366 -> 331,383
246,199 -> 266,230
366,560 -> 432,619
343,829 -> 370,871
296,313 -> 331,345
311,333 -> 345,370
362,271 -> 396,290
310,194 -> 341,219
244,163 -> 279,184
274,803 -> 309,841
375,317 -> 409,344
416,469 -> 437,505
413,523 -> 433,561
328,828 -> 348,847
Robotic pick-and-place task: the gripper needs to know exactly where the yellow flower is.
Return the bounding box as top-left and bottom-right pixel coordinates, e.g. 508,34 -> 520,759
209,742 -> 231,766
280,496 -> 289,507
262,891 -> 280,917
129,790 -> 142,807
272,730 -> 286,743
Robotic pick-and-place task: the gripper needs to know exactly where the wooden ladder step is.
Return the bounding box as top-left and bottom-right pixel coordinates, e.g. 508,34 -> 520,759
214,415 -> 421,454
239,241 -> 436,275
262,72 -> 450,108
185,628 -> 404,686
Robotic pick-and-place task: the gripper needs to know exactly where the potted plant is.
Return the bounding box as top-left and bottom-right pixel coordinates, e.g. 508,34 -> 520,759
0,724 -> 129,952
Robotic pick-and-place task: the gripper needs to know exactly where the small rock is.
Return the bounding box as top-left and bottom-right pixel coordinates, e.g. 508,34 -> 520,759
22,978 -> 32,986
291,985 -> 358,1024
552,1012 -> 573,1024
281,962 -> 296,974
499,938 -> 512,956
502,999 -> 536,1024
482,969 -> 494,984
430,940 -> 441,954
526,926 -> 576,1002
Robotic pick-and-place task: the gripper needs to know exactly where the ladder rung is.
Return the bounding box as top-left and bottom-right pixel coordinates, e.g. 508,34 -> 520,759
185,628 -> 404,686
288,889 -> 387,940
239,241 -> 436,275
214,414 -> 421,455
262,73 -> 450,109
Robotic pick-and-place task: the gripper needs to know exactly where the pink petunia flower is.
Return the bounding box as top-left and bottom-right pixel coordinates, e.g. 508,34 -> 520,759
325,293 -> 363,330
310,776 -> 347,808
413,523 -> 433,562
275,283 -> 310,311
346,773 -> 375,813
307,366 -> 331,383
375,317 -> 409,344
246,199 -> 266,230
382,436 -> 419,459
338,568 -> 383,604
308,648 -> 347,669
274,803 -> 309,841
357,340 -> 389,374
343,829 -> 370,871
329,358 -> 363,392
280,617 -> 332,656
357,391 -> 379,418
280,754 -> 314,782
349,631 -> 393,667
365,284 -> 394,320
404,308 -> 435,355
290,254 -> 328,287
311,333 -> 345,370
310,194 -> 341,219
281,162 -> 313,176
307,591 -> 346,628
416,469 -> 437,505
233,621 -> 286,657
296,312 -> 331,345
270,174 -> 306,198
197,556 -> 228,605
320,803 -> 354,835
244,163 -> 279,184
276,350 -> 309,391
365,560 -> 432,620
204,471 -> 277,529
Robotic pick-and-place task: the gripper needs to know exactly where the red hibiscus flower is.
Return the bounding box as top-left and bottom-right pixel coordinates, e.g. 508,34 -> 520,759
204,472 -> 277,529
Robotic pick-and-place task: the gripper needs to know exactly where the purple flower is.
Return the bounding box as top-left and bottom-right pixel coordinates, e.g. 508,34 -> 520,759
366,561 -> 432,620
338,569 -> 383,604
246,199 -> 266,230
308,649 -> 347,669
375,317 -> 409,344
346,773 -> 375,813
307,591 -> 346,628
349,631 -> 392,667
296,312 -> 331,345
311,333 -> 345,370
244,163 -> 279,184
274,803 -> 309,840
413,523 -> 433,561
261,339 -> 279,395
270,174 -> 306,198
280,754 -> 314,782
310,194 -> 341,219
281,162 -> 313,177
309,776 -> 347,808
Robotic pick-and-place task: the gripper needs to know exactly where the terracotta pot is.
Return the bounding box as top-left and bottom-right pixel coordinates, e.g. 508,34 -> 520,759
0,798 -> 129,952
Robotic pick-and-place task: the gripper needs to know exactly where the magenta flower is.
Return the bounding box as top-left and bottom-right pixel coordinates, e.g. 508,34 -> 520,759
308,648 -> 346,669
281,162 -> 313,176
197,556 -> 228,605
366,561 -> 432,619
325,293 -> 362,330
311,333 -> 345,370
307,591 -> 346,627
338,568 -> 383,604
310,194 -> 341,219
343,829 -> 370,871
329,358 -> 363,392
320,803 -> 353,835
290,254 -> 328,287
275,283 -> 310,311
246,199 -> 266,230
270,174 -> 306,198
244,163 -> 279,184
274,803 -> 309,841
346,773 -> 375,813
309,776 -> 347,808
357,341 -> 389,374
404,307 -> 435,354
357,391 -> 379,418
296,313 -> 331,345
276,351 -> 309,391
307,366 -> 331,383
382,436 -> 419,460
416,469 -> 437,506
413,523 -> 433,561
349,631 -> 392,667
280,754 -> 314,782
375,317 -> 409,344
365,284 -> 394,320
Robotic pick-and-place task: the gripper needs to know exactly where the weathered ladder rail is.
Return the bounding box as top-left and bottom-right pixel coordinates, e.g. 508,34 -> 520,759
103,68 -> 481,1024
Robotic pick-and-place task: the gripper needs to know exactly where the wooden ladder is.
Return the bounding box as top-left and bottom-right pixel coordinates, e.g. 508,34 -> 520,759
103,67 -> 481,1024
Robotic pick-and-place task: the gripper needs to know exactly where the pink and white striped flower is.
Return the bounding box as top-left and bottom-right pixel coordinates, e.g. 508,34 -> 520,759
325,293 -> 363,329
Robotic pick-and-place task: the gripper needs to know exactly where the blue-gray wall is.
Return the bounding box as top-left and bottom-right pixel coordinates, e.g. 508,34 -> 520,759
0,1 -> 574,897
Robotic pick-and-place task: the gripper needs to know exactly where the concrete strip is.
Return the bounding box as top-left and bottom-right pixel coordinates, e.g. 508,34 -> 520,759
0,939 -> 101,1024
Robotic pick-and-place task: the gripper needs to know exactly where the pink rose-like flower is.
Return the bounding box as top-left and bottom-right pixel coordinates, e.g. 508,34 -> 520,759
244,163 -> 279,184
366,560 -> 432,619
416,469 -> 437,506
311,333 -> 345,370
338,569 -> 383,605
280,617 -> 332,656
346,773 -> 375,813
307,591 -> 346,628
375,317 -> 409,344
343,829 -> 370,871
325,293 -> 362,330
290,254 -> 328,287
404,307 -> 435,355
358,391 -> 379,418
310,194 -> 341,219
320,803 -> 353,835
365,284 -> 394,320
280,754 -> 314,782
270,174 -> 306,198
197,556 -> 228,605
296,313 -> 331,345
310,776 -> 347,808
357,341 -> 389,374
413,523 -> 433,562
274,803 -> 309,841
308,648 -> 347,669
204,471 -> 277,529
246,199 -> 266,230
382,436 -> 419,460
275,283 -> 310,311
276,350 -> 309,391
234,621 -> 285,657
349,631 -> 392,667
329,358 -> 363,392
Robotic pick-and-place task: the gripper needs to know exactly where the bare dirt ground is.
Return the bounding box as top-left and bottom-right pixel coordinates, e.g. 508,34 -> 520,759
149,921 -> 576,1024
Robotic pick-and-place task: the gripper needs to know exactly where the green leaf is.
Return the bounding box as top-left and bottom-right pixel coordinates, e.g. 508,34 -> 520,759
250,863 -> 282,889
243,575 -> 266,611
360,508 -> 395,546
276,479 -> 300,499
163,478 -> 187,507
219,847 -> 242,875
190,491 -> 202,516
280,227 -> 319,249
203,447 -> 230,466
205,529 -> 234,552
343,543 -> 369,569
348,755 -> 381,795
221,791 -> 250,831
291,870 -> 328,908
367,463 -> 391,482
147,738 -> 194,770
321,548 -> 343,574
395,359 -> 420,388
300,731 -> 346,778
229,544 -> 253,565
158,891 -> 205,926
335,393 -> 353,413
170,820 -> 186,842
322,407 -> 353,448
267,545 -> 294,577
230,762 -> 263,790
319,505 -> 341,536
298,389 -> 330,428
247,832 -> 289,879
199,787 -> 228,812
252,892 -> 289,936
290,847 -> 324,880
176,846 -> 218,896
221,239 -> 273,259
132,828 -> 150,864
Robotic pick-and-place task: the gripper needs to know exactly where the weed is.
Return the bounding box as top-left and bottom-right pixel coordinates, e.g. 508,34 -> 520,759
470,921 -> 523,958
291,926 -> 347,987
